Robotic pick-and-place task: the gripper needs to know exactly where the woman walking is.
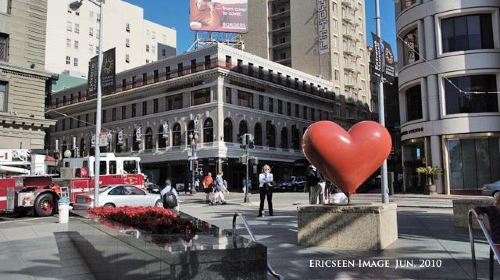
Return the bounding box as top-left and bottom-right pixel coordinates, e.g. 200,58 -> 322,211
258,164 -> 274,217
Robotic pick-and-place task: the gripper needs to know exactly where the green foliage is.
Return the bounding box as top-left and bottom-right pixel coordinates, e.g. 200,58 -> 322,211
416,166 -> 443,177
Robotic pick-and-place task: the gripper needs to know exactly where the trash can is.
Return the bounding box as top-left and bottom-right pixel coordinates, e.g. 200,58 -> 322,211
58,196 -> 72,224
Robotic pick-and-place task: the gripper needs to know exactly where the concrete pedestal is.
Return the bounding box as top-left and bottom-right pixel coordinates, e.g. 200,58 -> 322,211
453,198 -> 494,229
298,203 -> 398,250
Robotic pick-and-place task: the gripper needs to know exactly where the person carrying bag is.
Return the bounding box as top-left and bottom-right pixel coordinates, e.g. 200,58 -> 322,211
258,164 -> 274,217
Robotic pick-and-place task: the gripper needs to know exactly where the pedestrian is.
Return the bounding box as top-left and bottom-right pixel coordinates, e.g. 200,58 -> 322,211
211,172 -> 227,205
202,172 -> 214,204
258,164 -> 274,217
160,179 -> 179,211
305,165 -> 325,204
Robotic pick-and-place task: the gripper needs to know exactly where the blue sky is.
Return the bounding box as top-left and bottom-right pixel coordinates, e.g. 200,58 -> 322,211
124,0 -> 397,55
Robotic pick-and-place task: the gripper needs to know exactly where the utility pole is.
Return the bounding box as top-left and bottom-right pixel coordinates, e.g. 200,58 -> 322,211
375,0 -> 389,203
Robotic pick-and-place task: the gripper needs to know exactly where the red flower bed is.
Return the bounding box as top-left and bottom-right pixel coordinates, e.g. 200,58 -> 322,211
88,206 -> 197,236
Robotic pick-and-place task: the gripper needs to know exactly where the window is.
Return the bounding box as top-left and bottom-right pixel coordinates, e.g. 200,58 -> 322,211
132,76 -> 136,87
121,106 -> 126,119
238,90 -> 253,108
74,40 -> 79,49
441,14 -> 493,53
146,44 -> 149,52
287,102 -> 291,116
142,101 -> 147,116
445,75 -> 498,114
0,33 -> 8,62
126,38 -> 130,47
153,99 -> 158,113
334,69 -> 340,81
225,87 -> 232,104
401,0 -> 416,10
295,104 -> 299,117
145,127 -> 153,150
126,23 -> 130,32
123,161 -> 138,174
303,106 -> 308,119
131,103 -> 136,117
225,55 -> 232,68
109,161 -> 117,174
74,23 -> 79,34
0,82 -> 6,112
406,85 -> 422,121
122,79 -> 127,91
402,28 -> 419,65
278,100 -> 283,114
66,39 -> 71,47
259,95 -> 264,110
102,110 -> 106,123
112,108 -> 116,121
165,66 -> 171,79
73,57 -> 78,66
162,49 -> 166,57
66,21 -> 72,31
154,70 -> 159,82
89,27 -> 94,36
167,94 -> 183,110
268,98 -> 274,112
192,88 -> 211,106
177,63 -> 183,76
203,118 -> 214,143
224,118 -> 233,142
0,0 -> 11,14
172,123 -> 181,146
126,54 -> 130,63
142,73 -> 147,85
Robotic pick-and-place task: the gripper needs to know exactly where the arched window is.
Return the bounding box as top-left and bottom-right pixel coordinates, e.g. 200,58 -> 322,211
187,120 -> 195,144
158,126 -> 167,149
172,123 -> 181,146
132,130 -> 140,151
223,118 -> 233,142
79,138 -> 86,157
292,125 -> 300,150
238,120 -> 248,139
280,127 -> 289,149
145,127 -> 153,150
266,122 -> 276,147
203,118 -> 214,143
254,123 -> 262,146
115,133 -> 122,153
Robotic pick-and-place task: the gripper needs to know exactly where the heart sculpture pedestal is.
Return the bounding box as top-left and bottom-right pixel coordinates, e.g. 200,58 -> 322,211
297,203 -> 398,250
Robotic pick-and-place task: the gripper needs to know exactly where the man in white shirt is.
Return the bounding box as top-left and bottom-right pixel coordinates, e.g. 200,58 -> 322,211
160,179 -> 179,210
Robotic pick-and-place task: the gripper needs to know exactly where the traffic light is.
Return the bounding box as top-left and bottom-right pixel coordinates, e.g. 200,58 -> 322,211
246,134 -> 255,149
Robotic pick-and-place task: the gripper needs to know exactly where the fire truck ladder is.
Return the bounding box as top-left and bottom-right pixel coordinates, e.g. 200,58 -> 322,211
232,213 -> 284,280
468,208 -> 500,280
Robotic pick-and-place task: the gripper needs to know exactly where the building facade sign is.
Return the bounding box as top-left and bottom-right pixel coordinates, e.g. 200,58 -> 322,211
317,0 -> 330,55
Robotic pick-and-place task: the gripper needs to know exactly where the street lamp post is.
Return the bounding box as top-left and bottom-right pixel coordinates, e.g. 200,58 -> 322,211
70,0 -> 104,207
189,132 -> 198,194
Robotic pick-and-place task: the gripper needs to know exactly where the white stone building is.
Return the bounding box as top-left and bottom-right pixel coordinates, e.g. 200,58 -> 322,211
45,0 -> 177,78
396,0 -> 500,194
47,44 -> 371,189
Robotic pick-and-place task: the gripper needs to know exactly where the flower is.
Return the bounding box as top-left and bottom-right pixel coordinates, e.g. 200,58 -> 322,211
88,206 -> 197,236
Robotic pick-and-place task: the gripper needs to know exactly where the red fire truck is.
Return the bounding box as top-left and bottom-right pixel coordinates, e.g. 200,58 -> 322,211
0,153 -> 145,217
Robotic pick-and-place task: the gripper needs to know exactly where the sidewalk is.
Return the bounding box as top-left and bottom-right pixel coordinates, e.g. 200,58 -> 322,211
180,192 -> 498,280
0,216 -> 94,280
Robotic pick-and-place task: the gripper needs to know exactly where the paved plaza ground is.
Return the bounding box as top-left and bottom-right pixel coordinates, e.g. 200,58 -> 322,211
0,192 -> 497,280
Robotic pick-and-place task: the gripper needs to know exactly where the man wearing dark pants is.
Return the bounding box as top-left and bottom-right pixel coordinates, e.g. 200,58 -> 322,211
258,164 -> 274,217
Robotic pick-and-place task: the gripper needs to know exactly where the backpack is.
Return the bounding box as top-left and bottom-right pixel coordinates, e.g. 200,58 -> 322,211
162,187 -> 178,209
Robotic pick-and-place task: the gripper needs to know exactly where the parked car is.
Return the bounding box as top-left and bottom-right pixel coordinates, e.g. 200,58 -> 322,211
145,182 -> 160,194
277,176 -> 307,192
73,185 -> 163,209
482,180 -> 500,198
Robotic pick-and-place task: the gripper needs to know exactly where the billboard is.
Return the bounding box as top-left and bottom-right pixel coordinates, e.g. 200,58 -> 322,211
189,0 -> 248,33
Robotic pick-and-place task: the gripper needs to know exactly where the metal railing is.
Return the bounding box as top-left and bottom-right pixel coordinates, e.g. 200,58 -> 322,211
468,208 -> 500,280
232,213 -> 284,280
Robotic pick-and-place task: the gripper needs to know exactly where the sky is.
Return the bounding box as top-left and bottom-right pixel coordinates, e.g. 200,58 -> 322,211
124,0 -> 397,55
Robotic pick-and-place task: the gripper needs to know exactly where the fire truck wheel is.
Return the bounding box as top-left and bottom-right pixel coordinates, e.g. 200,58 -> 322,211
154,199 -> 163,207
103,203 -> 115,208
35,193 -> 55,217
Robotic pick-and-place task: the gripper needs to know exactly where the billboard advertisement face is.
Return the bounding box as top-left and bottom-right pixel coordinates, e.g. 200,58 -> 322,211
190,0 -> 248,33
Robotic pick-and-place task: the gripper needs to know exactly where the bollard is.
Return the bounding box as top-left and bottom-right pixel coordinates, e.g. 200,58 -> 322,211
58,196 -> 72,224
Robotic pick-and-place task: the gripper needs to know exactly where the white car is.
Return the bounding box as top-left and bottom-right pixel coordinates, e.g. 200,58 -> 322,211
73,185 -> 164,209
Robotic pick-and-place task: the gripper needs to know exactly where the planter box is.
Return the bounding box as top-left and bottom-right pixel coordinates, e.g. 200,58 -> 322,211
453,199 -> 495,229
69,212 -> 267,280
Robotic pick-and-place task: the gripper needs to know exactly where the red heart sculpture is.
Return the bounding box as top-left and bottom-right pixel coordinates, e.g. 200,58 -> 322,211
302,121 -> 392,197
